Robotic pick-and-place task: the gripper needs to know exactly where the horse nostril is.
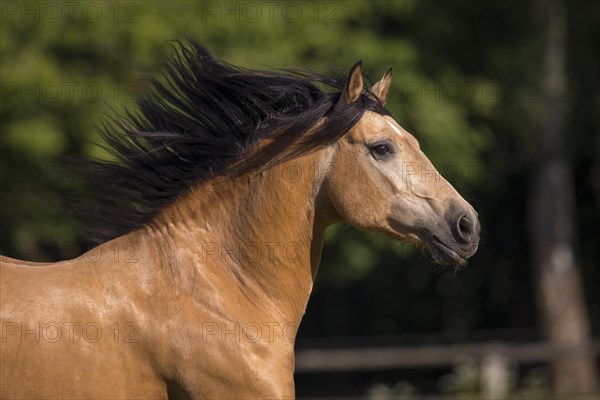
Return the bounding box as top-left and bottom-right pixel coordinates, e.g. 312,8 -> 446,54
456,214 -> 474,242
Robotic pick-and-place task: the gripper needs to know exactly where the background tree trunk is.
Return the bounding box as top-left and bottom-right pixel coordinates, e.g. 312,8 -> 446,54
529,1 -> 599,397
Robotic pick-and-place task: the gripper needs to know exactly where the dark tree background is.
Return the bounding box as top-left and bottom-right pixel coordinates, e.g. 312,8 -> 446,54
1,1 -> 598,398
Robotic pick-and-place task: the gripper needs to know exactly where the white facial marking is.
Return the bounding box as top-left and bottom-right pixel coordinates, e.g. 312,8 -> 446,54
386,119 -> 405,138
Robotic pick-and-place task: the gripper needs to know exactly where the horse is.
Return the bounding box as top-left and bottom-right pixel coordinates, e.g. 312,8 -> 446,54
0,41 -> 480,399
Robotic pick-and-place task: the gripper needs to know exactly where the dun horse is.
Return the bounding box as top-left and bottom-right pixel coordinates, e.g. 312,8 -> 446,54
0,42 -> 479,399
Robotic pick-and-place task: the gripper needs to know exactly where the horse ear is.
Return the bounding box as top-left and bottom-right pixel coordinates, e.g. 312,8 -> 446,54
370,66 -> 392,106
336,61 -> 363,109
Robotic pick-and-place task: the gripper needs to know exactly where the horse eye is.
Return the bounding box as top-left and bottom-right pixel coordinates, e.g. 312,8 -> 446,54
373,144 -> 391,155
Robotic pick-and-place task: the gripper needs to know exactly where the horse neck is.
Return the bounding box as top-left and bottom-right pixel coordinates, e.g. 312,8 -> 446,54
145,147 -> 337,323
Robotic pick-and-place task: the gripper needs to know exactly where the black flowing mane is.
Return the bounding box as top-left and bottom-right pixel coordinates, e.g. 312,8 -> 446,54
86,40 -> 388,243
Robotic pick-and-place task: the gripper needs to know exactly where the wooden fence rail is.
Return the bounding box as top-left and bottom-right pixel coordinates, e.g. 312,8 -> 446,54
295,339 -> 600,372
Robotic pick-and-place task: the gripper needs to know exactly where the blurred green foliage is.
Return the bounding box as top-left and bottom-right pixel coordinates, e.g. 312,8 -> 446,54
1,0 -> 599,394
